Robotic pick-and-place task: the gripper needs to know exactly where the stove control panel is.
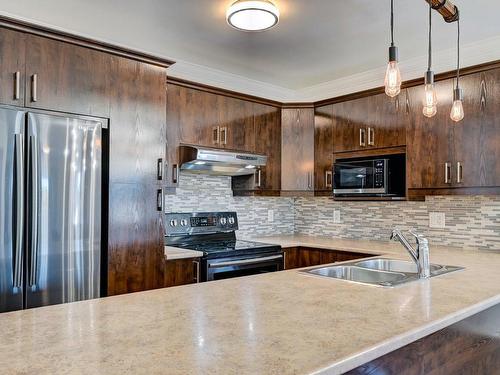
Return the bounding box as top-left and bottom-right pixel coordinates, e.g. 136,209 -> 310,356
165,212 -> 239,236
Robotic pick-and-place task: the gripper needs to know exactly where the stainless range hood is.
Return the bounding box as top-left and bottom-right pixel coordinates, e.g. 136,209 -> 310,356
179,145 -> 267,176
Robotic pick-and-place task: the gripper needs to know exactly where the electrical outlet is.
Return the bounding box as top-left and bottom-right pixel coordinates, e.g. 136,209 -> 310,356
333,209 -> 341,224
267,209 -> 274,223
429,212 -> 446,228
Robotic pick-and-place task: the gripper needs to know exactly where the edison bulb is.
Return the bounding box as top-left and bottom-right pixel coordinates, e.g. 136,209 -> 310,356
422,83 -> 438,118
450,100 -> 464,122
384,61 -> 402,98
423,105 -> 437,118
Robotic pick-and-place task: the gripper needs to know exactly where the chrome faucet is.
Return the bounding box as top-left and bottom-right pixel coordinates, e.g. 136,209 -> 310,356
390,229 -> 431,278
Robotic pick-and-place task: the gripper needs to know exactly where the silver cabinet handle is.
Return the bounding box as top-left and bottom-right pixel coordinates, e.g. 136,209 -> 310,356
14,71 -> 20,100
359,128 -> 366,147
325,170 -> 333,188
445,162 -> 452,184
212,126 -> 220,145
31,74 -> 38,102
368,127 -> 375,146
254,168 -> 262,188
13,133 -> 24,288
28,135 -> 39,287
172,163 -> 179,184
457,162 -> 463,184
193,260 -> 200,283
220,126 -> 228,146
157,158 -> 163,181
156,189 -> 163,212
307,171 -> 313,190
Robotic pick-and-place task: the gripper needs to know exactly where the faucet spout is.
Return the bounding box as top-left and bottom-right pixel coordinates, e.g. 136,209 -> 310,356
390,229 -> 431,278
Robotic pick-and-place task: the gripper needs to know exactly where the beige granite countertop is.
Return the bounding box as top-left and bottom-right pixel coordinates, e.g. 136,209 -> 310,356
2,235 -> 500,375
164,246 -> 203,260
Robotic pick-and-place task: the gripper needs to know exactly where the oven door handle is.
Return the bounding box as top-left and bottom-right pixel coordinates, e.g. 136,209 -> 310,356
208,255 -> 283,268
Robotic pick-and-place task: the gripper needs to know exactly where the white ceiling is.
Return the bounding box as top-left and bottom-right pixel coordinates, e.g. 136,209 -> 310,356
1,0 -> 500,101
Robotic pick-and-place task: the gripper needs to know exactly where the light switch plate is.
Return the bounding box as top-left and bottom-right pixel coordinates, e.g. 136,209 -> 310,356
429,212 -> 446,228
267,209 -> 274,223
333,209 -> 341,224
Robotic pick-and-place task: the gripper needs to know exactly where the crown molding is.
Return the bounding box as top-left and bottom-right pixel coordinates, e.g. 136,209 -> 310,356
170,34 -> 500,104
167,60 -> 297,102
298,34 -> 500,103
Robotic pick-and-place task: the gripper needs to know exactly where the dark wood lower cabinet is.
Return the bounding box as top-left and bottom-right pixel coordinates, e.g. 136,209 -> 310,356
164,258 -> 200,287
107,183 -> 165,295
347,302 -> 500,375
283,247 -> 372,269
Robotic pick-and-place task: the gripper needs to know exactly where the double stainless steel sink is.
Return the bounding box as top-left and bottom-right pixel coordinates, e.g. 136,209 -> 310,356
303,258 -> 463,287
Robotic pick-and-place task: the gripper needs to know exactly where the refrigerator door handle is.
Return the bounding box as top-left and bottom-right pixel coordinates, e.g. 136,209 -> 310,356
13,134 -> 24,289
28,135 -> 39,287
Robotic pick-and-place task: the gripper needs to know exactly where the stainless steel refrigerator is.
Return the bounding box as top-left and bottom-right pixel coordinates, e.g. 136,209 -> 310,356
0,107 -> 103,313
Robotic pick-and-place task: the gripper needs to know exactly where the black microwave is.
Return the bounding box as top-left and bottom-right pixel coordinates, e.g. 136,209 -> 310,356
333,154 -> 405,197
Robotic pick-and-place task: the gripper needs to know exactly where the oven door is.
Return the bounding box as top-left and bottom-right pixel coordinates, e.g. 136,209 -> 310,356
205,253 -> 284,281
333,160 -> 386,195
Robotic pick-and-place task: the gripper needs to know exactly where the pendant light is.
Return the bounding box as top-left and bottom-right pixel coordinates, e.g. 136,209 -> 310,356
226,0 -> 280,32
423,2 -> 438,118
450,11 -> 464,122
384,0 -> 402,97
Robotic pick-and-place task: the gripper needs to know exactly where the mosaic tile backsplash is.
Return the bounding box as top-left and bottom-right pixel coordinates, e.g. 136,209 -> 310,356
164,173 -> 295,237
166,174 -> 500,251
294,196 -> 500,251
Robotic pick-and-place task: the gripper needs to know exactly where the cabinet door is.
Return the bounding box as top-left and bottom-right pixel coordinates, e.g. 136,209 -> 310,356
407,81 -> 455,189
320,250 -> 337,265
283,247 -> 300,269
0,28 -> 25,106
454,70 -> 500,188
333,93 -> 406,153
25,35 -> 111,117
219,96 -> 255,151
164,258 -> 198,287
332,101 -> 360,153
254,103 -> 281,191
281,108 -> 315,192
477,69 -> 500,187
368,92 -> 407,149
298,248 -> 322,268
314,104 -> 334,193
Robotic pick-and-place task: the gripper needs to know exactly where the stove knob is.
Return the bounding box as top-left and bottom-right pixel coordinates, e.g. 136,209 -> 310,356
228,216 -> 235,225
169,219 -> 178,227
220,217 -> 227,225
180,219 -> 188,227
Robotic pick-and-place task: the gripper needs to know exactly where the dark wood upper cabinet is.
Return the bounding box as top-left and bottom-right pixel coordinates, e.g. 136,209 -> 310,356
232,103 -> 281,195
0,28 -> 26,106
108,55 -> 167,185
407,69 -> 500,196
407,81 -> 455,190
255,103 -> 281,192
333,93 -> 406,153
281,107 -> 315,193
458,69 -> 500,188
218,96 -> 255,152
25,34 -> 112,117
314,104 -> 334,194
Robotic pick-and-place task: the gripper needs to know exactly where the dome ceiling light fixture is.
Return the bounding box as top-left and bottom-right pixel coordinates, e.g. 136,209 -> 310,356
226,0 -> 280,32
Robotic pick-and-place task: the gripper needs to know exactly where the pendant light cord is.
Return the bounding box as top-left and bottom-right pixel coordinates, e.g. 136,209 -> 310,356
456,9 -> 460,89
427,2 -> 432,71
390,0 -> 394,46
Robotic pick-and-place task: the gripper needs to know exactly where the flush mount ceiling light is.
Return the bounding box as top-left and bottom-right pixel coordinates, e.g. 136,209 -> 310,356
226,0 -> 280,32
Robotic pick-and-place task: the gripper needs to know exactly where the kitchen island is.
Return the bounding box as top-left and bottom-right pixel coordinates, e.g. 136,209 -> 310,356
1,235 -> 500,374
